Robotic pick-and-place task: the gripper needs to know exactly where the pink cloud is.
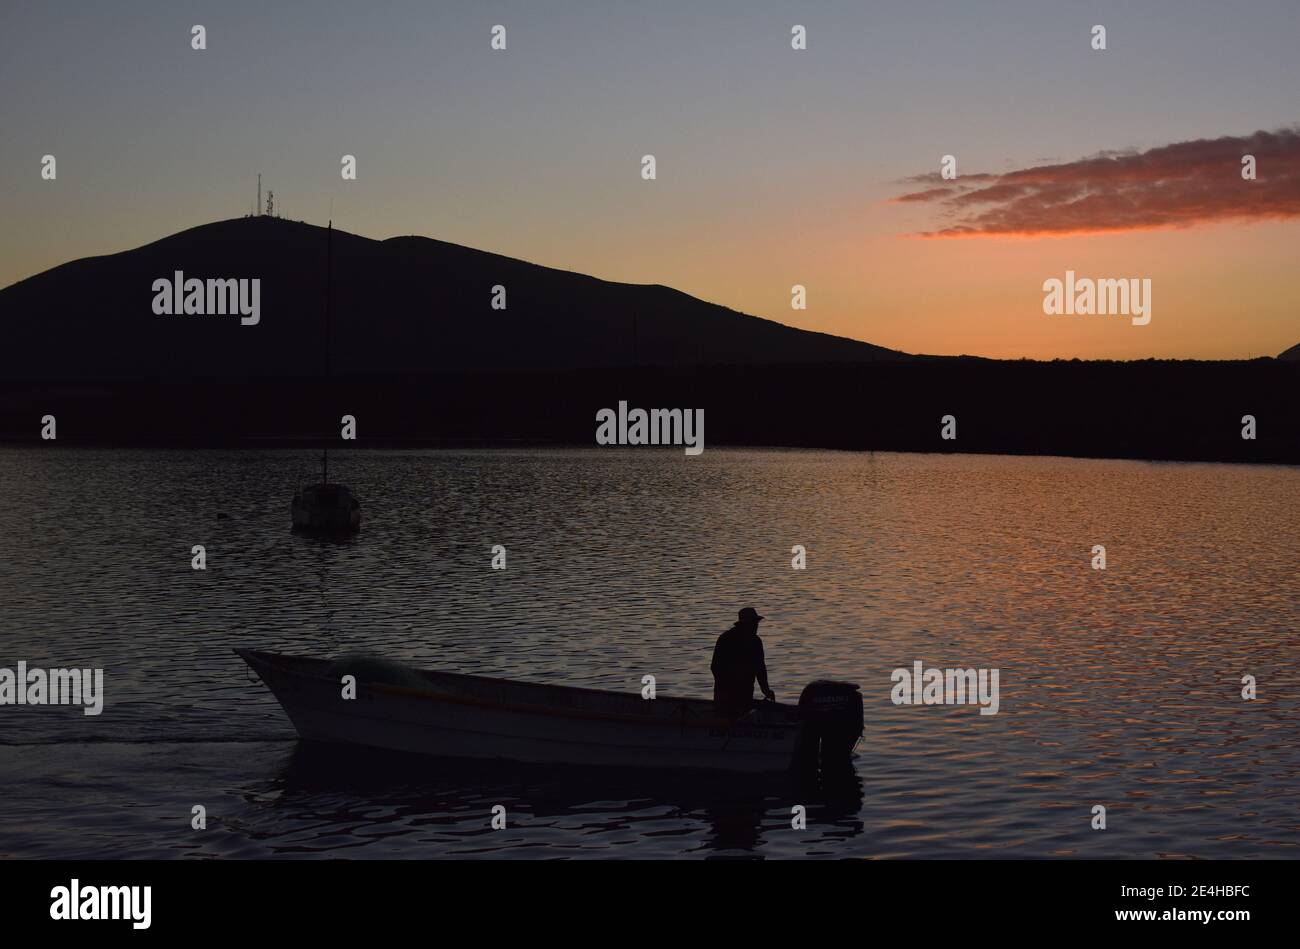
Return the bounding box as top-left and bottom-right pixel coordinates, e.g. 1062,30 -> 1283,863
893,127 -> 1300,237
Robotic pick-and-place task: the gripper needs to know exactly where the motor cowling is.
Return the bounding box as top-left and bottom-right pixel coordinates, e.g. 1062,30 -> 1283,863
796,680 -> 864,770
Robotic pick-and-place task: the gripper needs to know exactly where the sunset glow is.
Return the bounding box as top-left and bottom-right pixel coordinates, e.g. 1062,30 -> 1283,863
1,1 -> 1296,361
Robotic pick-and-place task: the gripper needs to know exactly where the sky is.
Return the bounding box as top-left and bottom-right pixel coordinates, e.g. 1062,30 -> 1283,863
1,0 -> 1297,360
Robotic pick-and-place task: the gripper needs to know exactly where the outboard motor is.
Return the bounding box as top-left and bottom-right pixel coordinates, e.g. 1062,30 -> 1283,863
796,680 -> 864,772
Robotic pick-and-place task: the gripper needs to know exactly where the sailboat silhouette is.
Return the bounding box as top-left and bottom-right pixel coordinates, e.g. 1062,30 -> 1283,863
291,220 -> 361,534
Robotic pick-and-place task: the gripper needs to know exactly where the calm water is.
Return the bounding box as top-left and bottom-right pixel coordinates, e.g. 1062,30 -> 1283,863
0,448 -> 1297,859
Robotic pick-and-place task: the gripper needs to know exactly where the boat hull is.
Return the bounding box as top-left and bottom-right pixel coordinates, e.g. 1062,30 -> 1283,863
291,484 -> 361,534
238,649 -> 803,773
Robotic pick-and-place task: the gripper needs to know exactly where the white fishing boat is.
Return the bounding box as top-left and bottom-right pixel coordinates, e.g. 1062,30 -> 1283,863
237,649 -> 863,774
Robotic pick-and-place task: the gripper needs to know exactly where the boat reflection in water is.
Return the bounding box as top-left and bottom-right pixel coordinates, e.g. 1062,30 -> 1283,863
271,739 -> 865,856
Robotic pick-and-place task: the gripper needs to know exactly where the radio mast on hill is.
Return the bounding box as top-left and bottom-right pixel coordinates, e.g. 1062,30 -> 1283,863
257,174 -> 262,217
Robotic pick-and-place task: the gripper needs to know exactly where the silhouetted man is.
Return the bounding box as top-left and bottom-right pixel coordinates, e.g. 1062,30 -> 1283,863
711,607 -> 774,718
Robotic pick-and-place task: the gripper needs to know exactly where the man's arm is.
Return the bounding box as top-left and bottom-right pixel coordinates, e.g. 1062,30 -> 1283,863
755,638 -> 773,698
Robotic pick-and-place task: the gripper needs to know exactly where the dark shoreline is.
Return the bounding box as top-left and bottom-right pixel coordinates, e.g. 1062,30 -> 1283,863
5,440 -> 1296,472
2,358 -> 1297,465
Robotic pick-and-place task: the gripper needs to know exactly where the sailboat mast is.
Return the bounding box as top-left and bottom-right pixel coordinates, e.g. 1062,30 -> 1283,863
326,219 -> 332,380
323,219 -> 332,485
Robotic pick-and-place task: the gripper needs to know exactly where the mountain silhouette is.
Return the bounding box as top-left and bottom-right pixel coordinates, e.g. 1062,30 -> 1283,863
1278,341 -> 1300,361
0,218 -> 1295,465
0,217 -> 907,381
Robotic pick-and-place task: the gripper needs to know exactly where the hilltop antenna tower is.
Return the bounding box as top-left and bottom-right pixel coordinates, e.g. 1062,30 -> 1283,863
257,174 -> 262,217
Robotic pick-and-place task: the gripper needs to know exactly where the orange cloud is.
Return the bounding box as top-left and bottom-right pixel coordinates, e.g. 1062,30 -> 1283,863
894,127 -> 1300,237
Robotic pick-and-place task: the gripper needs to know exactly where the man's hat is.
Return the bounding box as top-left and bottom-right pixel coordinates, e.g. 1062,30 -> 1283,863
738,607 -> 764,623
